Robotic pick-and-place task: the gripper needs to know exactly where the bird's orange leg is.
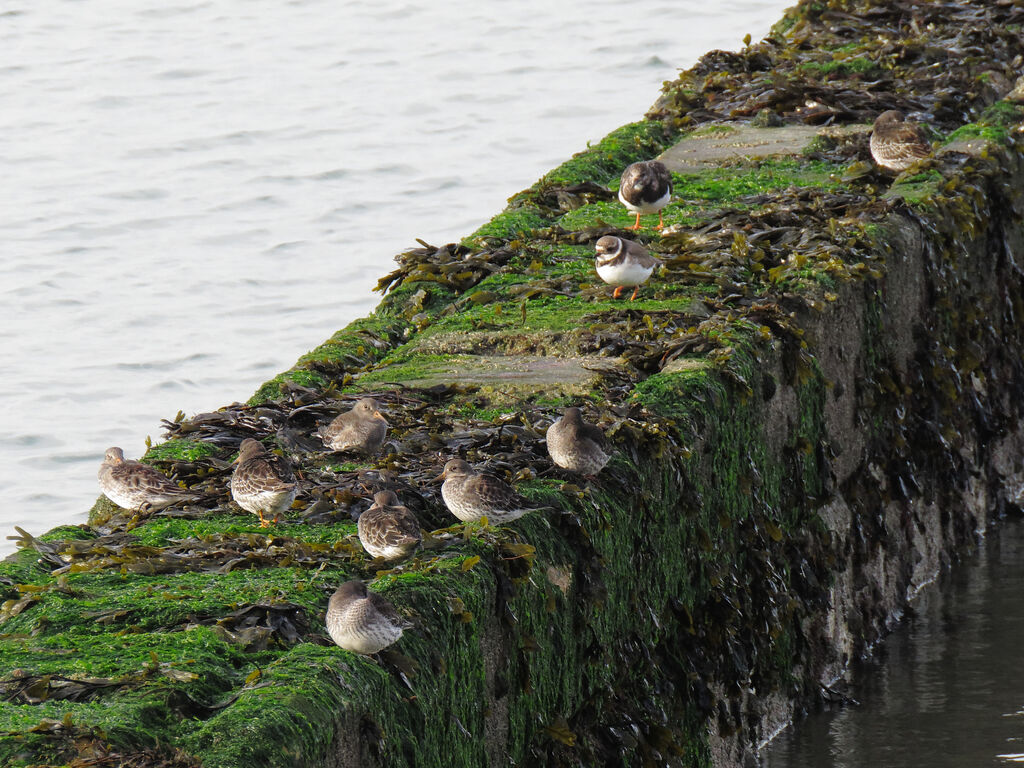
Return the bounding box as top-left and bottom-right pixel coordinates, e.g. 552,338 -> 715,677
612,286 -> 624,299
258,510 -> 269,527
655,211 -> 665,231
630,213 -> 642,231
629,287 -> 640,301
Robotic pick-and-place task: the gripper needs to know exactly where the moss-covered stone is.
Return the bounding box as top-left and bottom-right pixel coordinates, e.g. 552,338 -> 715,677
5,1 -> 1024,766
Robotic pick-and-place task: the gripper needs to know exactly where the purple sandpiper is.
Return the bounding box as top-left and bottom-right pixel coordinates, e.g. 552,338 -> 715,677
229,438 -> 297,527
546,407 -> 610,476
98,447 -> 200,511
357,490 -> 422,561
437,458 -> 543,524
326,580 -> 405,654
319,398 -> 388,455
870,110 -> 931,172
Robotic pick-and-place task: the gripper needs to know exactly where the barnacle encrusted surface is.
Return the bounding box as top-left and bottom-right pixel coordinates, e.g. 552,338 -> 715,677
4,1 -> 1024,766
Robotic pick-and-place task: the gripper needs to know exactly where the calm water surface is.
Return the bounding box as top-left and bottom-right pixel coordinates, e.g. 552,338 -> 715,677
0,1 -> 791,553
761,516 -> 1024,768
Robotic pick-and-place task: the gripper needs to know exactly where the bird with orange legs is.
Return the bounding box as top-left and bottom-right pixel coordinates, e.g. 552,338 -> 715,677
618,159 -> 672,230
594,235 -> 659,301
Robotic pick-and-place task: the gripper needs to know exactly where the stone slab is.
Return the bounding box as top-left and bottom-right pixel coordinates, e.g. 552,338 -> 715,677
659,123 -> 869,173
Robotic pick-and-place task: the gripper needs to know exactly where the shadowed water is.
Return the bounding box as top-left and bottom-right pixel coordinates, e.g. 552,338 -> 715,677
760,516 -> 1024,768
0,0 -> 790,553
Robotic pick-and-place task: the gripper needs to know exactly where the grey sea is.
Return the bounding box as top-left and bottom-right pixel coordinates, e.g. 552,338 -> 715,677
0,0 -> 791,555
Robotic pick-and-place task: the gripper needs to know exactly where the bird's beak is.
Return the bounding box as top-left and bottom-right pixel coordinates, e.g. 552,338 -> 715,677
374,410 -> 388,424
431,470 -> 446,483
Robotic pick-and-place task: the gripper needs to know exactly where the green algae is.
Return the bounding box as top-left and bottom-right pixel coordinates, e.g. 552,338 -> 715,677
145,439 -> 220,464
554,159 -> 846,233
8,1 -> 1024,765
249,369 -> 330,406
462,120 -> 684,250
796,55 -> 878,79
886,168 -> 943,204
946,101 -> 1024,145
126,515 -> 357,549
536,120 -> 681,189
673,159 -> 844,201
466,207 -> 549,244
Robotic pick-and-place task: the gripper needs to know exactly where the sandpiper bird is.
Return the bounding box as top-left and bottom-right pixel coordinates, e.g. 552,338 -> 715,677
870,110 -> 931,172
98,447 -> 200,512
618,159 -> 671,230
230,438 -> 297,527
438,458 -> 543,524
357,490 -> 422,561
319,398 -> 388,455
546,407 -> 610,477
326,580 -> 405,654
594,235 -> 659,300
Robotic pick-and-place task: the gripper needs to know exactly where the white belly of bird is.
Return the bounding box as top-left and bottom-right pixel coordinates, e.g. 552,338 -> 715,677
550,441 -> 609,475
441,484 -> 527,524
101,486 -> 147,510
870,134 -> 925,172
364,541 -> 411,560
618,187 -> 670,214
596,259 -> 654,288
100,483 -> 186,511
327,607 -> 402,654
238,487 -> 295,515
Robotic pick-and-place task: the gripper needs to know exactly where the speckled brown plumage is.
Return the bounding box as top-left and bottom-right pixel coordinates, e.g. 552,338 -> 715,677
326,580 -> 404,654
546,407 -> 610,476
439,458 -> 542,524
618,160 -> 672,230
319,398 -> 388,455
97,447 -> 200,511
229,438 -> 296,527
357,490 -> 422,561
870,110 -> 931,172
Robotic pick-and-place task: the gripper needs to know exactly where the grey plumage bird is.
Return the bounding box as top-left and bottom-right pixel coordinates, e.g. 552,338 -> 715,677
319,398 -> 388,455
870,110 -> 931,172
357,490 -> 422,561
326,580 -> 405,654
438,458 -> 542,524
546,407 -> 610,477
230,438 -> 297,527
594,236 -> 659,300
618,160 -> 672,230
97,447 -> 200,512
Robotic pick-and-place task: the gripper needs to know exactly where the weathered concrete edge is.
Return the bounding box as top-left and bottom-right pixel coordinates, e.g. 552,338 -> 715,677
309,132 -> 1024,767
709,153 -> 1024,763
4,3 -> 1024,766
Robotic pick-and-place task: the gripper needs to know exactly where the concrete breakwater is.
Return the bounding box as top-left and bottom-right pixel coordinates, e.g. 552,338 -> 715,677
3,1 -> 1024,766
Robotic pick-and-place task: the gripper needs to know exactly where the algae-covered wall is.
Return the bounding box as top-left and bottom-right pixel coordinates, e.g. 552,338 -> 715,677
4,1 -> 1024,766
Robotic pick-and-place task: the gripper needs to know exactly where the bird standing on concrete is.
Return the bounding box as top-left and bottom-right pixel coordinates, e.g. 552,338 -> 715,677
357,490 -> 422,561
546,407 -> 610,477
230,438 -> 297,527
594,235 -> 659,300
319,398 -> 388,456
437,458 -> 542,524
618,159 -> 672,230
98,447 -> 200,512
870,110 -> 931,172
326,580 -> 405,654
